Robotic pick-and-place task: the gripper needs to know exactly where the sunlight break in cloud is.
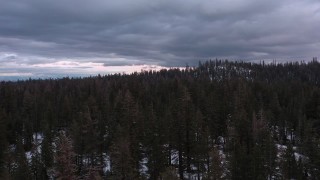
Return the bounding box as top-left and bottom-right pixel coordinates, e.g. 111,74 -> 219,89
0,56 -> 175,80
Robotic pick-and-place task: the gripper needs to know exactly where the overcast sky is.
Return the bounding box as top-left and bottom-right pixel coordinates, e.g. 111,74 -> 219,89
1,0 -> 320,79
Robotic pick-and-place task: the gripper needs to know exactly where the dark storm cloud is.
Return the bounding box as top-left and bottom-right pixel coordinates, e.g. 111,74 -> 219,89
0,0 -> 319,74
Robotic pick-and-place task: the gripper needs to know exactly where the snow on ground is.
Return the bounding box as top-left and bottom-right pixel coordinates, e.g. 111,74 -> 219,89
26,132 -> 44,163
294,152 -> 307,162
274,142 -> 309,179
171,149 -> 179,165
102,153 -> 111,173
216,136 -> 225,145
217,144 -> 229,179
276,144 -> 290,158
167,137 -> 229,180
9,144 -> 16,152
25,151 -> 32,163
33,133 -> 44,144
34,133 -> 43,154
139,144 -> 150,178
184,172 -> 202,180
275,143 -> 307,162
139,156 -> 149,177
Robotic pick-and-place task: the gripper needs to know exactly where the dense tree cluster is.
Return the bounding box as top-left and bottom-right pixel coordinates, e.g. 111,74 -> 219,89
0,59 -> 319,179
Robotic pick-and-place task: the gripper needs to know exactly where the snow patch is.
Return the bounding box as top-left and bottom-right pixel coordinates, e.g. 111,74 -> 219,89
26,132 -> 44,163
171,149 -> 179,165
140,156 -> 149,177
103,153 -> 111,173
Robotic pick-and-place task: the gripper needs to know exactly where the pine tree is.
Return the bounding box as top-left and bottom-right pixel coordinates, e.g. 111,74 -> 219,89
30,147 -> 46,180
206,147 -> 224,180
83,166 -> 103,180
0,110 -> 10,179
229,142 -> 249,180
54,132 -> 77,180
41,127 -> 54,177
144,103 -> 167,180
71,105 -> 101,177
281,143 -> 298,179
301,121 -> 320,178
14,136 -> 31,180
193,110 -> 210,179
110,134 -> 139,179
159,166 -> 179,180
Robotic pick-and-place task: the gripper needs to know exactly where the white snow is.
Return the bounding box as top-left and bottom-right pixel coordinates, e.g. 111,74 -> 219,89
25,151 -> 32,163
25,132 -> 44,163
216,136 -> 225,145
102,153 -> 111,173
139,156 -> 149,177
33,133 -> 44,144
294,152 -> 307,162
170,149 -> 179,165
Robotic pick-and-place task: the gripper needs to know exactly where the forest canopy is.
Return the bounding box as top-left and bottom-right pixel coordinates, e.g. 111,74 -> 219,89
0,59 -> 320,179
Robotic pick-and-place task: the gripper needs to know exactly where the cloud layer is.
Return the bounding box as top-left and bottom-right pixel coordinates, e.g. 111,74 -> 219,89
1,0 -> 320,79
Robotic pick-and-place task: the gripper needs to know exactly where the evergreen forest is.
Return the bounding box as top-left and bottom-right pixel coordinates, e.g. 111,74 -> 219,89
0,60 -> 320,179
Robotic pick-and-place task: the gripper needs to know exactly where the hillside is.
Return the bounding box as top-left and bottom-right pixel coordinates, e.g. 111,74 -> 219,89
0,60 -> 320,179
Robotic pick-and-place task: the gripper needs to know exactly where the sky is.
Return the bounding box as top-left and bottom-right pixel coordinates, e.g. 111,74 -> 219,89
1,0 -> 320,80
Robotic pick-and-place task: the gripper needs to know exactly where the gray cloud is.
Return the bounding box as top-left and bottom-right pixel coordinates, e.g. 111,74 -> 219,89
0,0 -> 320,78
